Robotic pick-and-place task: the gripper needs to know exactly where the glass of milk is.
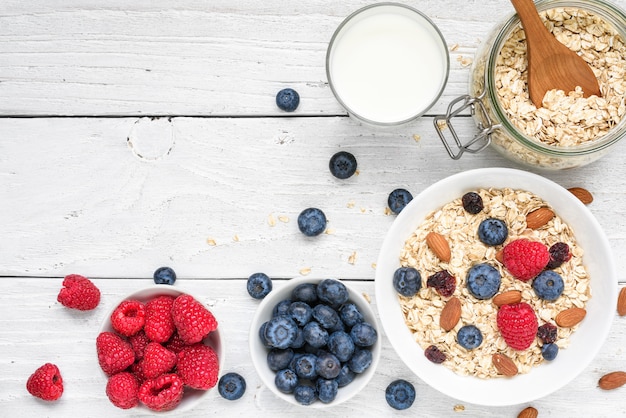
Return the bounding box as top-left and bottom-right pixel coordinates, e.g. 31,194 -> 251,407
326,3 -> 450,126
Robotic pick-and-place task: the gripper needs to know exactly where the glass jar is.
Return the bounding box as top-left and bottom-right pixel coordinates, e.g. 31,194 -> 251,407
435,0 -> 626,170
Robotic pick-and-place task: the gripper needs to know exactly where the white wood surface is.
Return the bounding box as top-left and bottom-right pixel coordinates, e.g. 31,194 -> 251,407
1,1 -> 626,417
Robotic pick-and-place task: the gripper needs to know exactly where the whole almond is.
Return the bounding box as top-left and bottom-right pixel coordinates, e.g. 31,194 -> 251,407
440,296 -> 461,331
517,406 -> 539,418
493,290 -> 522,307
598,371 -> 626,390
525,207 -> 555,229
492,353 -> 518,377
568,187 -> 594,204
495,249 -> 504,264
555,307 -> 586,327
617,287 -> 626,316
426,231 -> 451,263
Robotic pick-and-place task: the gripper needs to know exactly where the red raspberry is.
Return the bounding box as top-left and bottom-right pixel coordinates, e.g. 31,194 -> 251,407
57,274 -> 100,310
164,332 -> 187,354
144,295 -> 176,343
106,372 -> 139,409
26,363 -> 63,401
96,331 -> 136,376
502,239 -> 550,281
111,300 -> 146,337
129,330 -> 151,361
139,342 -> 177,379
497,302 -> 538,350
171,294 -> 218,345
138,373 -> 184,412
176,344 -> 220,390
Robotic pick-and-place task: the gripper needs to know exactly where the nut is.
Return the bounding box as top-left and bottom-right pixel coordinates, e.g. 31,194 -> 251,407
492,353 -> 518,377
426,231 -> 451,263
495,249 -> 504,264
440,296 -> 461,331
493,290 -> 522,307
568,187 -> 594,204
555,307 -> 587,327
517,406 -> 539,418
598,371 -> 626,390
525,207 -> 555,229
617,287 -> 626,316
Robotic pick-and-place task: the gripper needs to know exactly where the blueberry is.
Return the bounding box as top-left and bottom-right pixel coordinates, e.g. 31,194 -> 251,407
288,301 -> 313,326
293,384 -> 316,405
264,316 -> 298,349
275,368 -> 298,394
276,88 -> 300,112
393,267 -> 422,297
312,304 -> 340,329
328,331 -> 355,362
462,192 -> 484,214
329,151 -> 358,179
478,218 -> 508,246
532,271 -> 564,301
292,283 -> 318,304
294,353 -> 318,380
259,321 -> 271,348
247,272 -> 272,299
316,378 -> 339,404
339,303 -> 364,328
385,379 -> 416,410
348,348 -> 372,374
272,299 -> 292,317
267,348 -> 294,371
316,279 -> 349,307
457,325 -> 483,350
303,321 -> 329,348
335,364 -> 356,388
466,263 -> 501,300
315,351 -> 341,379
297,208 -> 327,237
541,343 -> 559,361
153,266 -> 176,285
290,327 -> 306,349
350,322 -> 378,347
218,372 -> 246,401
388,188 -> 413,214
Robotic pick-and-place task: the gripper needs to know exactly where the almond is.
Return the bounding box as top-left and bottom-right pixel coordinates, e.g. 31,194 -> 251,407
440,296 -> 461,331
568,187 -> 594,204
495,249 -> 504,264
555,307 -> 586,327
517,406 -> 539,418
617,287 -> 626,316
598,371 -> 626,390
525,207 -> 555,229
492,353 -> 518,377
493,290 -> 522,307
426,231 -> 451,263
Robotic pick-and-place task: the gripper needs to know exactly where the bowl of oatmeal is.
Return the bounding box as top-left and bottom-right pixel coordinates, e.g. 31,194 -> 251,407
374,167 -> 616,406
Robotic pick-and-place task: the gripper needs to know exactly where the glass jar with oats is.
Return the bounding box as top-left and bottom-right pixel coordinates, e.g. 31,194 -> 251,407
434,0 -> 626,169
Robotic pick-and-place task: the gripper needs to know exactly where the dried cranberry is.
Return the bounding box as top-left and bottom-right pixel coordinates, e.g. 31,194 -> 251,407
427,270 -> 456,297
547,242 -> 571,269
424,345 -> 446,364
537,323 -> 558,344
461,192 -> 484,214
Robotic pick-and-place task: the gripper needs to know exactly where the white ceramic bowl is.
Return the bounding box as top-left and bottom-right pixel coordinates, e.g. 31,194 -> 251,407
249,277 -> 381,407
98,285 -> 223,413
375,167 -> 616,406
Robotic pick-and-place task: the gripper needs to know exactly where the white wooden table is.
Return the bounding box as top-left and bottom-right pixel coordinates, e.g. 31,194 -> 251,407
2,1 -> 626,416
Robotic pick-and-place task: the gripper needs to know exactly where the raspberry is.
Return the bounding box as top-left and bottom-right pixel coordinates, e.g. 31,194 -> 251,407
110,300 -> 146,337
138,373 -> 184,412
144,295 -> 176,343
26,363 -> 63,401
424,345 -> 446,364
537,323 -> 558,344
547,242 -> 572,269
176,344 -> 220,390
502,239 -> 550,281
139,342 -> 177,379
129,330 -> 150,361
96,331 -> 136,376
164,332 -> 187,354
496,302 -> 538,350
171,294 -> 218,345
106,372 -> 139,409
57,274 -> 100,310
426,270 -> 456,297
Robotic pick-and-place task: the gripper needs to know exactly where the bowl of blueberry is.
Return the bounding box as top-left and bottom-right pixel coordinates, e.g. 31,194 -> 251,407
249,277 -> 381,407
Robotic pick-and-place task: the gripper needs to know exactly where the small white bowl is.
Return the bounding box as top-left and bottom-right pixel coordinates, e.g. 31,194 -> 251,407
249,277 -> 381,407
375,167 -> 617,406
98,285 -> 223,413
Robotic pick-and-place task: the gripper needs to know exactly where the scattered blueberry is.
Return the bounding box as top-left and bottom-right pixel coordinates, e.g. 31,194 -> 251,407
153,266 -> 176,285
541,343 -> 559,361
547,242 -> 572,269
348,348 -> 372,374
317,279 -> 349,307
218,372 -> 246,401
478,218 -> 508,246
335,364 -> 356,387
388,188 -> 413,214
293,384 -> 317,405
457,325 -> 483,350
297,207 -> 327,237
426,270 -> 456,297
316,351 -> 341,379
350,322 -> 378,347
393,266 -> 422,297
267,348 -> 294,371
247,272 -> 273,299
385,379 -> 416,410
316,378 -> 339,404
275,368 -> 298,394
276,88 -> 300,112
294,353 -> 318,380
292,283 -> 318,304
466,263 -> 501,300
272,299 -> 292,317
462,192 -> 484,214
537,323 -> 558,344
328,331 -> 355,362
312,304 -> 340,330
532,270 -> 564,301
264,316 -> 298,349
288,301 -> 313,326
339,303 -> 364,328
424,345 -> 446,364
303,321 -> 329,348
329,151 -> 358,179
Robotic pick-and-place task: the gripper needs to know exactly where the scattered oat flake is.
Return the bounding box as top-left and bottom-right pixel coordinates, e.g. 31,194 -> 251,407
360,207 -> 367,213
233,235 -> 240,242
268,214 -> 276,227
457,55 -> 473,67
355,169 -> 360,176
413,134 -> 421,142
325,228 -> 336,235
454,404 -> 465,412
371,262 -> 377,269
347,201 -> 356,209
450,43 -> 460,51
362,292 -> 371,303
348,251 -> 357,265
299,267 -> 311,276
278,215 -> 289,223
206,238 -> 217,246
384,207 -> 392,216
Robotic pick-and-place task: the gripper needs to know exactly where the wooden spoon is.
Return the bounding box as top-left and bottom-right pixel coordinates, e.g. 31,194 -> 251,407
510,0 -> 601,108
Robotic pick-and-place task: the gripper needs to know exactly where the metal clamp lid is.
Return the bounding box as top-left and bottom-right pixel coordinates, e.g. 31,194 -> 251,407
433,94 -> 501,160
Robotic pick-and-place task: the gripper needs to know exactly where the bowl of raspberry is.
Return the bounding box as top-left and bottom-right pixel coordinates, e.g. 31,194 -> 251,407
97,285 -> 223,412
249,277 -> 381,407
375,167 -> 617,406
